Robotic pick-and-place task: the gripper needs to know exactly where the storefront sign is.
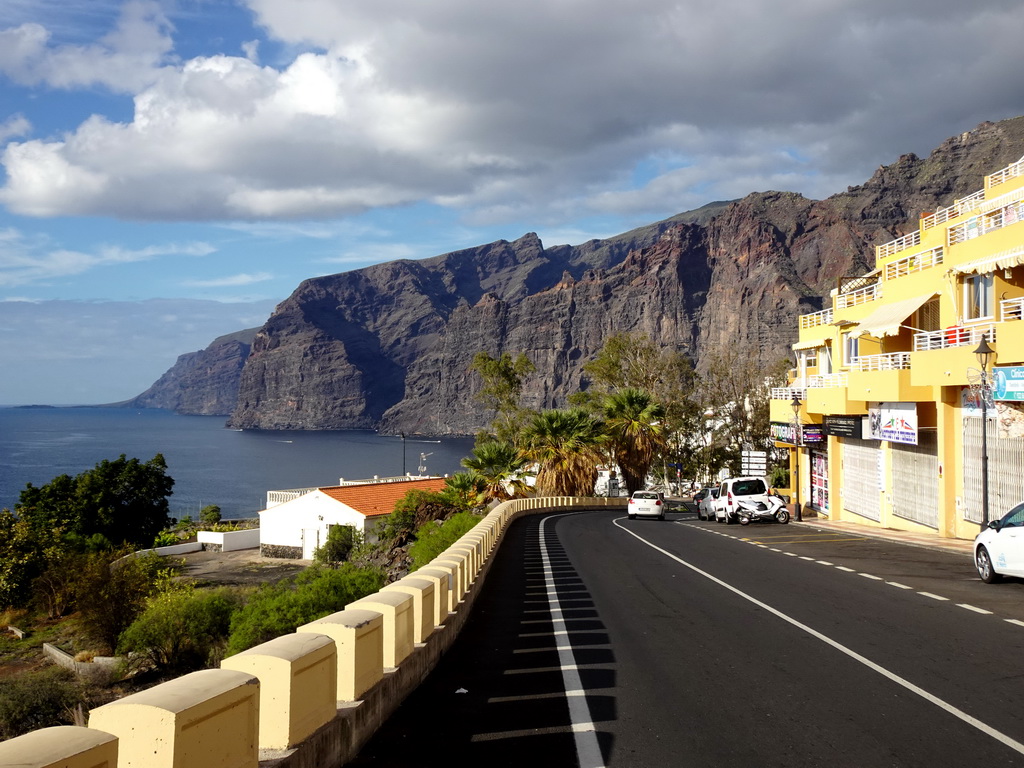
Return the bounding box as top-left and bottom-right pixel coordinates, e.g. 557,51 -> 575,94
771,422 -> 799,445
867,402 -> 918,445
822,415 -> 864,439
801,426 -> 824,443
994,365 -> 1024,402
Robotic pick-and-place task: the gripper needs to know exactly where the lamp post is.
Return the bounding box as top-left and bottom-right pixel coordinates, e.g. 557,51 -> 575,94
974,335 -> 995,526
401,431 -> 407,476
790,395 -> 803,522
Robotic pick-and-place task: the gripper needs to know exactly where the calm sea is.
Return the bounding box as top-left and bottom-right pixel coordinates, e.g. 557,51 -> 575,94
0,407 -> 475,520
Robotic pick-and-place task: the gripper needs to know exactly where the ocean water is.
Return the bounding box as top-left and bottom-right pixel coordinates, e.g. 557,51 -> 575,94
0,407 -> 475,520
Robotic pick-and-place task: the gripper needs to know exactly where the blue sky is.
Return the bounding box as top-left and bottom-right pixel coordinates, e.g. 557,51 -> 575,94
2,0 -> 1023,404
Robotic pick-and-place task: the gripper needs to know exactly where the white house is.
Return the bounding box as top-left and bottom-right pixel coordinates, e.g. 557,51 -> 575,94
259,477 -> 448,559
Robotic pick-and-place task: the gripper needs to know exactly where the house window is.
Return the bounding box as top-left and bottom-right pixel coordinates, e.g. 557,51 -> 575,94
964,273 -> 994,320
916,299 -> 941,332
804,349 -> 818,368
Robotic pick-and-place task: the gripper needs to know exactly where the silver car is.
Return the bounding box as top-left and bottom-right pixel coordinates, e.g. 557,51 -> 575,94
628,490 -> 665,520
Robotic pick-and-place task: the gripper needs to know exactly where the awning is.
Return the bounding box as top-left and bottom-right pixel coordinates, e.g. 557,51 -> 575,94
852,292 -> 936,338
980,186 -> 1024,213
793,338 -> 828,351
949,245 -> 1024,276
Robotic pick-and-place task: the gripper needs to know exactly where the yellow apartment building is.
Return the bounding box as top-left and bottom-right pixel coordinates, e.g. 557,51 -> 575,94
769,154 -> 1024,540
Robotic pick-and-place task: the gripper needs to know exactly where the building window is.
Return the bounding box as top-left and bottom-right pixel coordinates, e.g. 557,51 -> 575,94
964,273 -> 994,320
805,349 -> 818,368
842,332 -> 859,366
915,299 -> 941,332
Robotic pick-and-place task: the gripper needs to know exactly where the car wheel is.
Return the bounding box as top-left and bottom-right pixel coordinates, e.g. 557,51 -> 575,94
739,515 -> 749,525
724,513 -> 733,525
976,545 -> 1001,583
775,509 -> 790,524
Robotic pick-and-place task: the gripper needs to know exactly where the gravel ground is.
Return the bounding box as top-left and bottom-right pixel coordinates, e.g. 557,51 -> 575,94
173,548 -> 309,587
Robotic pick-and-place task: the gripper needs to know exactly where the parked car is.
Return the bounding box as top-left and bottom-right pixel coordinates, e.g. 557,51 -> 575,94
628,490 -> 666,520
715,476 -> 774,524
974,502 -> 1024,582
697,487 -> 720,520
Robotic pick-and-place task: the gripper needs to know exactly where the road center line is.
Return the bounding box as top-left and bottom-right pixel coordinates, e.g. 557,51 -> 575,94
612,518 -> 1024,758
541,514 -> 605,768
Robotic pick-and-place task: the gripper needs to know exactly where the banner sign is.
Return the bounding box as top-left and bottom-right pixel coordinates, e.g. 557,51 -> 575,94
867,402 -> 918,445
823,415 -> 864,439
771,422 -> 800,445
994,365 -> 1024,402
801,426 -> 824,443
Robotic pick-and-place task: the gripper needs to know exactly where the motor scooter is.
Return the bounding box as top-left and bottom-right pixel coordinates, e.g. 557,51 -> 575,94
736,494 -> 790,525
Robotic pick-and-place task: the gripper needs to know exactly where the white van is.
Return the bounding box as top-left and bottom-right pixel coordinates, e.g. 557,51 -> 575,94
714,476 -> 771,524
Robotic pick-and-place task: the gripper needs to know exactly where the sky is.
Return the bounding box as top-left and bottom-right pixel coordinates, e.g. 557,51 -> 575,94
1,0 -> 1023,404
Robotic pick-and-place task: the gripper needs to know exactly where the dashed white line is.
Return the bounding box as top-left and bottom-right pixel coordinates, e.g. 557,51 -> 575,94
1005,619 -> 1024,628
859,573 -> 883,581
957,603 -> 993,615
816,560 -> 834,565
886,582 -> 913,590
799,556 -> 815,561
918,592 -> 949,602
835,566 -> 855,572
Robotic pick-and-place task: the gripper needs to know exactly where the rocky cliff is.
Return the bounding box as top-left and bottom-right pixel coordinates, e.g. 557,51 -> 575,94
137,118 -> 1024,432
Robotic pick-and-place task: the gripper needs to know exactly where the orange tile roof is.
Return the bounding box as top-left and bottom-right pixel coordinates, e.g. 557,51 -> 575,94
318,478 -> 449,517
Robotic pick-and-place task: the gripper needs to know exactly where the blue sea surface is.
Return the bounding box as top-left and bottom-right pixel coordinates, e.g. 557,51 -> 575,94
0,407 -> 475,520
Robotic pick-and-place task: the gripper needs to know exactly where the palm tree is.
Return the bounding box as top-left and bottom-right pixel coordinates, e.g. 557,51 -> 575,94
444,471 -> 488,508
460,441 -> 529,502
603,388 -> 666,495
521,408 -> 604,496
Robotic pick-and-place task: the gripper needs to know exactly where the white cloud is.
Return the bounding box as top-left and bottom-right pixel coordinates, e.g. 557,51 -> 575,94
0,114 -> 31,143
1,0 -> 1023,229
183,272 -> 274,288
0,230 -> 217,287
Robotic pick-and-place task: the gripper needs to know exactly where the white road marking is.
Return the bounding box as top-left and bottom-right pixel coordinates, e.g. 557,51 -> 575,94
540,514 -> 605,768
957,604 -> 993,615
612,519 -> 1024,758
835,566 -> 855,572
1006,619 -> 1024,628
886,582 -> 913,590
799,556 -> 815,561
918,592 -> 949,601
859,573 -> 883,581
816,560 -> 834,565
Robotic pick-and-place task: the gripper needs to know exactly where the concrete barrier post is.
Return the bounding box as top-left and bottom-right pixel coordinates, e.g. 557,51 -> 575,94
221,633 -> 337,750
382,577 -> 435,644
0,726 -> 117,768
416,564 -> 456,616
297,609 -> 383,702
430,556 -> 467,602
88,669 -> 259,768
346,591 -> 415,669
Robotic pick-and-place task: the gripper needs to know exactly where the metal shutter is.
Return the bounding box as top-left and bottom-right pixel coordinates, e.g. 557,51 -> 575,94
842,438 -> 882,521
963,416 -> 1024,523
891,433 -> 939,529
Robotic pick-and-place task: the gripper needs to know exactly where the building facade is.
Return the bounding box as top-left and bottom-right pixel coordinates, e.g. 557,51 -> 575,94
770,154 -> 1024,540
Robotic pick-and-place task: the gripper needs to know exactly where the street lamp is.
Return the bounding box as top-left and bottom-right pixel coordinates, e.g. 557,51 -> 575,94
974,335 -> 995,526
400,431 -> 407,476
790,395 -> 803,522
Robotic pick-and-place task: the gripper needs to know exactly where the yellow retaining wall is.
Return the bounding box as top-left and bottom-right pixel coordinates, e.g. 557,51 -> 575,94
88,668 -> 259,768
221,632 -> 337,750
20,497 -> 625,768
296,609 -> 384,702
382,577 -> 436,644
0,726 -> 117,768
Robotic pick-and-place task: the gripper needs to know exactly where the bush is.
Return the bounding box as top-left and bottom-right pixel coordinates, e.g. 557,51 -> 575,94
379,490 -> 463,545
75,550 -> 165,653
152,531 -> 179,547
409,512 -> 483,570
314,525 -> 360,565
119,588 -> 241,674
199,505 -> 222,525
0,667 -> 84,740
225,564 -> 384,655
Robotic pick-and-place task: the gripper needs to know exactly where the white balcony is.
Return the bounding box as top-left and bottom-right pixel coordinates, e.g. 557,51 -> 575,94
799,308 -> 833,329
808,372 -> 849,388
913,323 -> 996,352
850,352 -> 911,371
835,283 -> 882,310
876,230 -> 921,260
920,191 -> 985,230
1002,296 -> 1024,321
883,246 -> 943,281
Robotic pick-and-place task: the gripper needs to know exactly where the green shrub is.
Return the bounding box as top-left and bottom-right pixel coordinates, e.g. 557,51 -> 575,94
0,667 -> 84,740
314,525 -> 360,565
118,588 -> 241,674
152,530 -> 179,547
409,512 -> 483,570
379,490 -> 463,545
225,564 -> 384,655
199,505 -> 222,525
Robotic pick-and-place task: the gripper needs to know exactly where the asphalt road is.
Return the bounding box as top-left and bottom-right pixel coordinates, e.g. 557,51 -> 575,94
349,507 -> 1024,767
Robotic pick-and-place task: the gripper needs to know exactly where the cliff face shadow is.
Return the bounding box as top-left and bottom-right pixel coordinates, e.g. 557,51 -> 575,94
348,513 -> 617,767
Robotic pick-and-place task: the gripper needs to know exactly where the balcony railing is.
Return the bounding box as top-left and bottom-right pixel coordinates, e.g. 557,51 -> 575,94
808,372 -> 849,388
883,246 -> 944,280
876,230 -> 921,260
948,200 -> 1024,246
987,157 -> 1024,189
1002,296 -> 1024,321
913,323 -> 996,351
771,386 -> 807,401
850,352 -> 911,371
835,283 -> 881,310
920,191 -> 986,230
799,308 -> 833,329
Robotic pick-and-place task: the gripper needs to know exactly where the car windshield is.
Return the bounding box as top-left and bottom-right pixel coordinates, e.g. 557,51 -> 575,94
633,492 -> 659,499
732,479 -> 767,495
711,488 -> 720,498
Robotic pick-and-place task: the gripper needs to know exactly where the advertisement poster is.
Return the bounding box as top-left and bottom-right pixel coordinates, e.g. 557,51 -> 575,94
994,365 -> 1024,402
867,402 -> 918,445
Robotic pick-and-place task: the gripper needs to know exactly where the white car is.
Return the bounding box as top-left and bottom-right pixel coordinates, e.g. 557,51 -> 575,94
628,490 -> 665,520
697,487 -> 719,520
715,476 -> 772,524
974,502 -> 1024,582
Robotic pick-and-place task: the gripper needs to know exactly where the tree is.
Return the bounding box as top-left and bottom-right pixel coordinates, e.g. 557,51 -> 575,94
602,388 -> 667,495
470,351 -> 536,442
460,441 -> 529,502
16,454 -> 174,549
379,489 -> 464,546
74,549 -> 165,653
199,505 -> 222,526
444,472 -> 488,509
409,512 -> 482,570
521,408 -> 604,496
314,525 -> 360,565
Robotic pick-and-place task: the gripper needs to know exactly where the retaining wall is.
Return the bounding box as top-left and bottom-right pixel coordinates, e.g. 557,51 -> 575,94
0,496 -> 626,768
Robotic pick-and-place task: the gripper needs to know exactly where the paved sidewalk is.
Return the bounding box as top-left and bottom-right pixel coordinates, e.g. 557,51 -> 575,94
792,516 -> 975,557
